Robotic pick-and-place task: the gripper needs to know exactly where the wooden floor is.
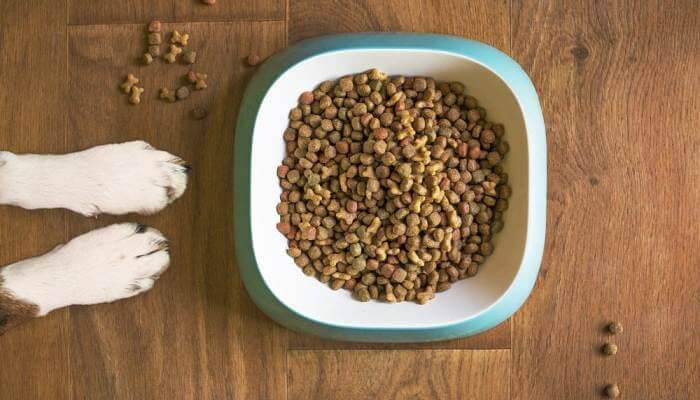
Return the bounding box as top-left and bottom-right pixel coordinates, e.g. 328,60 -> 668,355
0,1 -> 698,399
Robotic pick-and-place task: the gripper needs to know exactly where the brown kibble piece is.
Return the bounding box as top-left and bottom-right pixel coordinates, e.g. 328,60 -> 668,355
299,91 -> 314,105
191,107 -> 208,120
201,0 -> 216,4
148,32 -> 162,45
148,20 -> 162,33
607,322 -> 623,334
176,86 -> 190,100
120,74 -> 139,94
142,53 -> 154,65
247,54 -> 261,66
183,50 -> 197,64
148,45 -> 161,57
159,88 -> 176,103
171,30 -> 190,46
604,384 -> 620,398
601,342 -> 618,356
129,86 -> 144,104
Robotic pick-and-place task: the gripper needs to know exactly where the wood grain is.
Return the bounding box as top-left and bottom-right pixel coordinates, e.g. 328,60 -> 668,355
65,20 -> 286,399
289,0 -> 509,50
0,2 -> 71,399
510,0 -> 700,398
287,349 -> 511,400
68,0 -> 285,25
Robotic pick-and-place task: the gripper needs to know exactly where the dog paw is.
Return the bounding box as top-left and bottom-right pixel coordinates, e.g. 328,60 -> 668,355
0,223 -> 171,315
0,141 -> 189,216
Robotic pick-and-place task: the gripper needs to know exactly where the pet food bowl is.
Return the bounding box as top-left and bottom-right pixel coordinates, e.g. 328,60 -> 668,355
234,33 -> 546,342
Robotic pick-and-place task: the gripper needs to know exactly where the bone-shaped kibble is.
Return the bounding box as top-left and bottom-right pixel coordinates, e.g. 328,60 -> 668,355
163,45 -> 183,63
159,88 -> 176,103
171,31 -> 190,46
186,71 -> 208,90
120,74 -> 139,94
129,86 -> 144,105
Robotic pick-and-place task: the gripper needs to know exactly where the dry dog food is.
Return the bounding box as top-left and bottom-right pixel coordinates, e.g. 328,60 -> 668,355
159,88 -> 176,103
129,86 -> 144,104
120,74 -> 139,94
602,342 -> 618,356
171,31 -> 190,46
247,54 -> 261,66
143,53 -> 154,65
183,50 -> 197,64
176,86 -> 190,100
191,106 -> 208,120
275,69 -> 511,304
607,321 -> 623,334
202,0 -> 216,4
164,44 -> 183,63
604,384 -> 620,398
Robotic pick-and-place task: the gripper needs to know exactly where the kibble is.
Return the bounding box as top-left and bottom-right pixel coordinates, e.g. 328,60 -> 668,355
183,50 -> 197,64
148,20 -> 162,33
142,53 -> 154,65
601,342 -> 618,356
176,86 -> 190,100
604,384 -> 620,398
171,30 -> 190,46
129,86 -> 144,104
120,74 -> 139,94
607,321 -> 623,334
159,88 -> 176,103
191,106 -> 208,120
276,69 -> 511,304
247,54 -> 261,66
164,44 -> 183,63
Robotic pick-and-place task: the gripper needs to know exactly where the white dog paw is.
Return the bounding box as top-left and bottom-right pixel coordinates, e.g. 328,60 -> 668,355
0,141 -> 189,216
0,223 -> 170,315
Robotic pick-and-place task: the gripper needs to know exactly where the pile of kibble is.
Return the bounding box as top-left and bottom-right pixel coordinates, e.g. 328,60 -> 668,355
275,69 -> 511,304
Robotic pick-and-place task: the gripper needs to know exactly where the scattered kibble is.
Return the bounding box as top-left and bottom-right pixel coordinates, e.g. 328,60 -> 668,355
176,86 -> 190,100
147,32 -> 162,45
247,54 -> 261,66
602,342 -> 618,356
608,322 -> 623,334
171,30 -> 190,46
148,44 -> 161,57
604,384 -> 620,398
148,20 -> 162,33
159,88 -> 176,103
143,53 -> 154,65
183,50 -> 197,64
276,69 -> 511,304
194,74 -> 208,90
201,0 -> 216,4
191,107 -> 208,120
120,74 -> 139,94
164,44 -> 183,63
186,71 -> 208,90
129,86 -> 144,104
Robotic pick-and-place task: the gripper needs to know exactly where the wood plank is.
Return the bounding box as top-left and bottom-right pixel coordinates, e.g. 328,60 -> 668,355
510,1 -> 700,399
68,0 -> 285,25
66,20 -> 287,399
287,0 -> 512,351
287,349 -> 511,400
289,0 -> 509,51
0,1 -> 71,400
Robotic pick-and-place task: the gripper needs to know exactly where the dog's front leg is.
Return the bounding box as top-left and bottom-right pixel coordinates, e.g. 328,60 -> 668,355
0,140 -> 189,216
0,223 -> 170,335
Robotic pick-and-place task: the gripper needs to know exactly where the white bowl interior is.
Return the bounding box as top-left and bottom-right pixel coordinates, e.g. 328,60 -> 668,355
250,49 -> 528,328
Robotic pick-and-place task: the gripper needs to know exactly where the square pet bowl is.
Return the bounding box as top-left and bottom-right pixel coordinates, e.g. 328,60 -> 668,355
234,33 -> 546,342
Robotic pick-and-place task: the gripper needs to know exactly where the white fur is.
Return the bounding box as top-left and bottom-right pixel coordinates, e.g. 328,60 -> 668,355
0,223 -> 170,316
0,141 -> 188,216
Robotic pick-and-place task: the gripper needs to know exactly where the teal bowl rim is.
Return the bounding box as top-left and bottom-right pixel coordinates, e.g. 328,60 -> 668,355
234,33 -> 546,342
